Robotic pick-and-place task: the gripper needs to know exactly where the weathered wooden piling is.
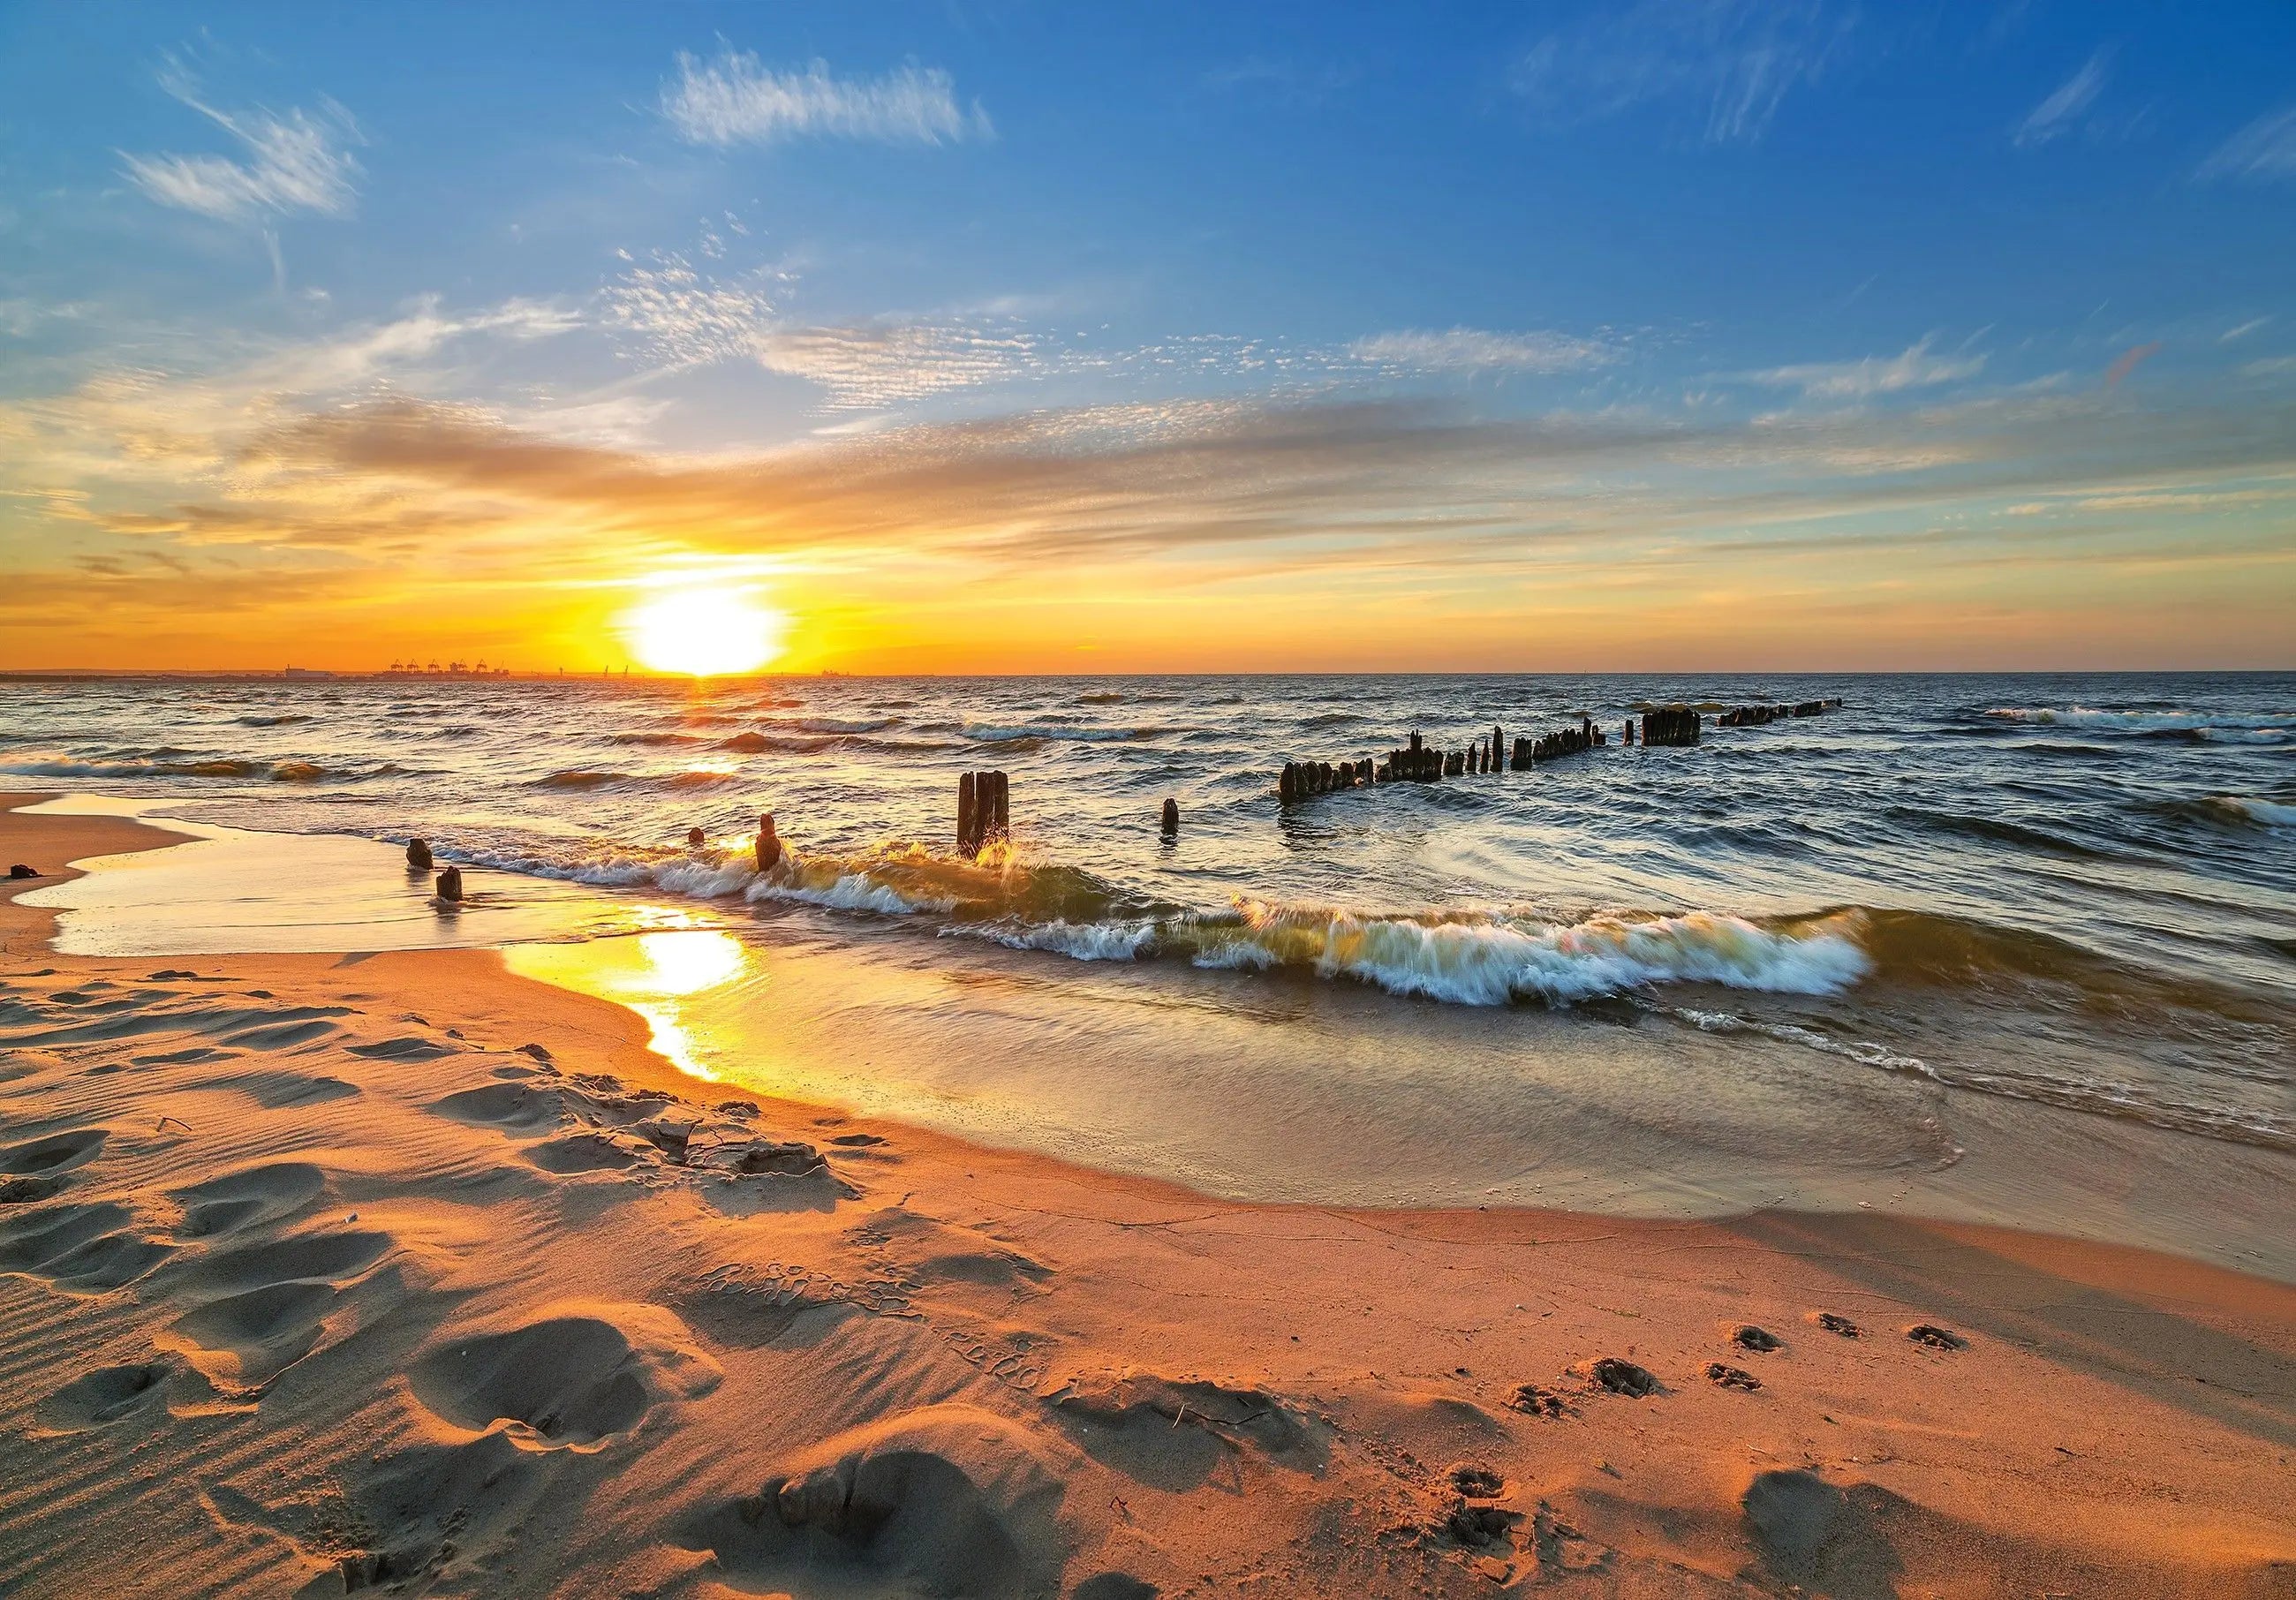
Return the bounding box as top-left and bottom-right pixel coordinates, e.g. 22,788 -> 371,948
1160,797 -> 1180,834
1624,719 -> 1635,745
405,838 -> 433,871
434,865 -> 464,902
687,826 -> 706,848
755,813 -> 782,872
956,772 -> 1010,855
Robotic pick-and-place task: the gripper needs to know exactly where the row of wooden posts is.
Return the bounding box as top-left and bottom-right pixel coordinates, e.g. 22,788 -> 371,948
409,700 -> 1847,894
1641,707 -> 1702,746
1280,716 -> 1631,801
1718,697 -> 1844,727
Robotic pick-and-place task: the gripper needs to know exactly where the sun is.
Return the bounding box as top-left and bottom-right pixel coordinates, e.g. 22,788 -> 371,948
620,587 -> 788,676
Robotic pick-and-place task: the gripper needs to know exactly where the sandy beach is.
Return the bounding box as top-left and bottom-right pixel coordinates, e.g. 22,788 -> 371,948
3,794 -> 2292,1599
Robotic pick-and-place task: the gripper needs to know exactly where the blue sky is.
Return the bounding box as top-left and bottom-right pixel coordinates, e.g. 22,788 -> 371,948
3,1 -> 2293,670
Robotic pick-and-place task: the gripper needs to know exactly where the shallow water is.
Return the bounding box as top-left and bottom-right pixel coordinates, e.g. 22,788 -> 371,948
6,672 -> 2293,1271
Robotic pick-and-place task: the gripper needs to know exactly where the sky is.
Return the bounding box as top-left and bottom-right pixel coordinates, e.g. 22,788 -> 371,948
2,0 -> 2293,674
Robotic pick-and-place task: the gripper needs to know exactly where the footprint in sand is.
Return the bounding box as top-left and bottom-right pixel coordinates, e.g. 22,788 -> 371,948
0,1200 -> 171,1293
1507,1383 -> 1571,1418
427,1080 -> 570,1135
1906,1323 -> 1967,1350
3,1126 -> 107,1177
168,1161 -> 326,1238
1815,1312 -> 1863,1339
1706,1362 -> 1764,1391
1582,1357 -> 1662,1398
406,1303 -> 721,1451
521,1130 -> 645,1174
686,1403 -> 1065,1600
161,1228 -> 396,1389
1731,1324 -> 1785,1353
1051,1370 -> 1325,1491
1448,1463 -> 1506,1497
1741,1468 -> 1907,1597
31,1361 -> 175,1435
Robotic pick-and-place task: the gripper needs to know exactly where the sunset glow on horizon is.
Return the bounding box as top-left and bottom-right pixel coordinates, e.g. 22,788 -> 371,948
1,5 -> 2291,675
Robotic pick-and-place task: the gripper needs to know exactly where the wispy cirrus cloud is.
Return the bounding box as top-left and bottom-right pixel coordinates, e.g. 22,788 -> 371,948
122,66 -> 361,223
2013,50 -> 2109,147
661,53 -> 993,147
1745,335 -> 1986,400
2198,105 -> 2296,183
1508,0 -> 1853,144
1349,328 -> 1611,374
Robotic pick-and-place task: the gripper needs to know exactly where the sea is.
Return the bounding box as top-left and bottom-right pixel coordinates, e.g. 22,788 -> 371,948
6,672 -> 2292,1274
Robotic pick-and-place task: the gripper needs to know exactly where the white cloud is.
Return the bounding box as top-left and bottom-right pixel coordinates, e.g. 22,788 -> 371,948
600,252 -> 781,369
1508,0 -> 1853,145
1349,328 -> 1610,374
2013,51 -> 2108,147
2242,355 -> 2296,378
754,320 -> 1040,409
661,53 -> 992,147
1746,336 -> 1986,400
122,69 -> 361,223
2221,316 -> 2272,343
2199,105 -> 2296,182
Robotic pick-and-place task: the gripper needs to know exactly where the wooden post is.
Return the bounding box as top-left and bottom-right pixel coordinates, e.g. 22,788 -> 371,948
687,826 -> 706,848
405,838 -> 433,871
1161,797 -> 1179,834
988,772 -> 1009,843
958,772 -> 978,855
435,865 -> 464,902
755,813 -> 782,872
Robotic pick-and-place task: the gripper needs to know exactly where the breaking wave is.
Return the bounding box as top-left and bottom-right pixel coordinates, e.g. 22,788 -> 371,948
1988,706 -> 2291,735
0,754 -> 359,782
959,721 -> 1168,744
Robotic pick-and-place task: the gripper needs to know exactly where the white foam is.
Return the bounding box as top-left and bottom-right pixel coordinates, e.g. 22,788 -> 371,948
948,918 -> 1160,961
744,870 -> 940,917
1667,1006 -> 1932,1075
1988,706 -> 2289,733
2212,795 -> 2296,826
1181,905 -> 1871,1006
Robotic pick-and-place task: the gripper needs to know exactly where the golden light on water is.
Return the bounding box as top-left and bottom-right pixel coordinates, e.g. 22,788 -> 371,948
620,587 -> 787,676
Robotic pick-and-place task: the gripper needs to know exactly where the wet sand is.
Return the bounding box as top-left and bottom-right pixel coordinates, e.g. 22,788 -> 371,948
3,795 -> 2292,1597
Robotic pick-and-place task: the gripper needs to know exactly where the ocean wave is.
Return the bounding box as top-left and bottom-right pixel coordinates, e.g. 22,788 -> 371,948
1988,705 -> 2290,734
770,715 -> 900,735
1887,806 -> 2122,861
2209,795 -> 2296,828
532,767 -> 737,793
1665,1005 -> 1932,1075
0,754 -> 351,782
948,917 -> 1160,961
959,721 -> 1168,744
2196,726 -> 2292,744
236,713 -> 313,727
1176,902 -> 1872,1005
608,730 -> 707,746
719,730 -> 842,754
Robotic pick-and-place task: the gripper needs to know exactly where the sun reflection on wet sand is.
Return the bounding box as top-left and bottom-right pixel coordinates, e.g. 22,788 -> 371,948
506,927 -> 751,1082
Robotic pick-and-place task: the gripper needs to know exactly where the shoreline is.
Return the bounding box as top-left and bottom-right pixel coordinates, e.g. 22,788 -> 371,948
4,794 -> 2292,1596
